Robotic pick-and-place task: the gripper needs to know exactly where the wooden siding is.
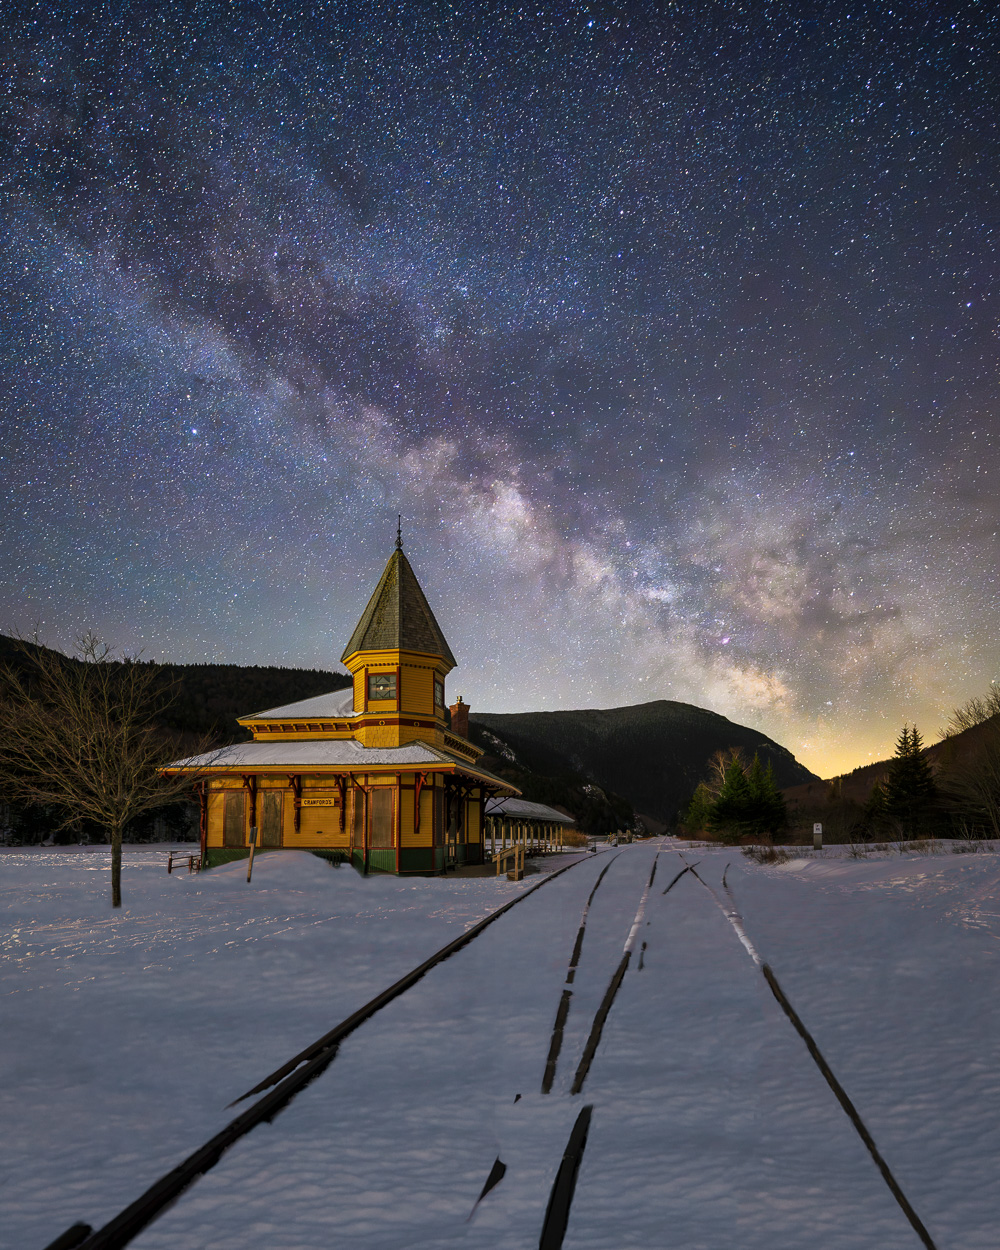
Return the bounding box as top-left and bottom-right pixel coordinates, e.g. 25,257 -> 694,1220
407,785 -> 434,848
400,663 -> 434,715
466,796 -> 481,844
289,805 -> 348,847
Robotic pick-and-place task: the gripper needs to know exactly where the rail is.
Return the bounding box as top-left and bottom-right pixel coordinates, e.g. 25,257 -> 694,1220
46,851 -> 598,1250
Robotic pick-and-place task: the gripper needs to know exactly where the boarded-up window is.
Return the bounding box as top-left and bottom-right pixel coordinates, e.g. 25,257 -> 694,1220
223,791 -> 245,847
261,792 -> 282,847
370,787 -> 394,848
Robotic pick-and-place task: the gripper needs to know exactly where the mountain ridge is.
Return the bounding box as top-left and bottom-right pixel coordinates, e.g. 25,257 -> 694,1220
470,698 -> 819,825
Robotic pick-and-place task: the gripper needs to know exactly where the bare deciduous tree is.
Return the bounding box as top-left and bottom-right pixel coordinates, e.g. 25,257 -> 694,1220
941,683 -> 1000,737
940,726 -> 1000,841
0,634 -> 210,907
705,746 -> 749,794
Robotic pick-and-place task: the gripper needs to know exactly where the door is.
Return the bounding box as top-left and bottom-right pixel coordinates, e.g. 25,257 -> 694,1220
261,791 -> 282,847
223,791 -> 245,848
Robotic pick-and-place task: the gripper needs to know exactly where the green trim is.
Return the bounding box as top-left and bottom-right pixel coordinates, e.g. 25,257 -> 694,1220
347,847 -> 398,874
398,846 -> 435,873
367,847 -> 396,874
203,847 -> 278,869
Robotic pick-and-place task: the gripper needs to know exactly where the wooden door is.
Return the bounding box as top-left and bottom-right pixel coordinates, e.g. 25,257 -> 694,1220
261,791 -> 282,847
223,791 -> 246,847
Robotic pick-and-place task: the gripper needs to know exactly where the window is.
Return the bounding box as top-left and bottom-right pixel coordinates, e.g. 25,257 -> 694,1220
370,787 -> 394,847
368,672 -> 397,702
433,788 -> 445,847
434,678 -> 445,709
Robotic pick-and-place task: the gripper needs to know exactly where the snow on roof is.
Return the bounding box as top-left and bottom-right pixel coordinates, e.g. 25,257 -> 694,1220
484,796 -> 576,825
242,687 -> 357,720
169,738 -> 441,769
167,739 -> 519,791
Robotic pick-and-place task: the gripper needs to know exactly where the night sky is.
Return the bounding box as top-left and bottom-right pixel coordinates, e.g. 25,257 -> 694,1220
2,1 -> 998,776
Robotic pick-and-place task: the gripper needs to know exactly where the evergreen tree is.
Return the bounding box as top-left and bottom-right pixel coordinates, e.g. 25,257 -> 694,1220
682,782 -> 715,834
881,723 -> 937,835
746,756 -> 788,837
710,759 -> 754,844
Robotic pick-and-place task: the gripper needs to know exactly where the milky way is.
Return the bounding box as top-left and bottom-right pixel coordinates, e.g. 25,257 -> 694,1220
2,1 -> 998,775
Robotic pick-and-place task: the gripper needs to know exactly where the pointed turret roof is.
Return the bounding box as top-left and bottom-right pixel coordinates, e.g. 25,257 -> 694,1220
341,548 -> 457,667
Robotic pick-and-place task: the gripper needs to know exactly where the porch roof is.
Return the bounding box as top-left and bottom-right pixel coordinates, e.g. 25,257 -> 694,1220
484,796 -> 576,825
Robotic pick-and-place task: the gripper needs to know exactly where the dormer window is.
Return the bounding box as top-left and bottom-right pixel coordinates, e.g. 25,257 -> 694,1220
434,678 -> 445,709
368,672 -> 397,702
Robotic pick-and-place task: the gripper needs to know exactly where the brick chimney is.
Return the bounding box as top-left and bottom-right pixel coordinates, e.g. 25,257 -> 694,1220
449,695 -> 469,738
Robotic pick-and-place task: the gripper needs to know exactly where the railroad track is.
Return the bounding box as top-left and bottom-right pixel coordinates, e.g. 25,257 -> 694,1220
683,855 -> 938,1250
43,844 -> 941,1249
43,851 -> 606,1250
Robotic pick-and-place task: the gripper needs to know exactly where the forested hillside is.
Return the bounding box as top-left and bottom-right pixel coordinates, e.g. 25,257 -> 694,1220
470,701 -> 818,826
0,635 -> 351,745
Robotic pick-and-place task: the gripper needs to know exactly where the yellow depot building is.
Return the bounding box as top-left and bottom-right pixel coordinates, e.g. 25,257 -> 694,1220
167,536 -> 520,874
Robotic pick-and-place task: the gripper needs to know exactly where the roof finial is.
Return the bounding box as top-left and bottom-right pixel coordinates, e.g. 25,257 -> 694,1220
395,514 -> 403,551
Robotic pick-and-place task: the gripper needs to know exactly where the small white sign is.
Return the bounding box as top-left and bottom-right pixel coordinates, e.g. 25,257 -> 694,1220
813,823 -> 822,836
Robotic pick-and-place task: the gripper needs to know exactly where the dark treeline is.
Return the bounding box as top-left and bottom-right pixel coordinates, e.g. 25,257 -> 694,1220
0,634 -> 351,744
150,662 -> 352,743
690,698 -> 1000,846
0,635 -> 351,845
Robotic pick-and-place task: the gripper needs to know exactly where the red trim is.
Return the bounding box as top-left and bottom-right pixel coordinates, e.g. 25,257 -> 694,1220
395,773 -> 401,873
241,774 -> 258,836
196,781 -> 208,864
350,776 -> 372,872
286,774 -> 302,832
413,771 -> 429,838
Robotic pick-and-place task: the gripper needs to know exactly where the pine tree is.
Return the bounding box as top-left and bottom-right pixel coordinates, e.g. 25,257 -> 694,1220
881,723 -> 937,836
682,782 -> 715,834
710,759 -> 754,844
746,755 -> 787,837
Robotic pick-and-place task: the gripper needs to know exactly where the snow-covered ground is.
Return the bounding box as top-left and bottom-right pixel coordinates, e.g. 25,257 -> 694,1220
3,841 -> 1000,1249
